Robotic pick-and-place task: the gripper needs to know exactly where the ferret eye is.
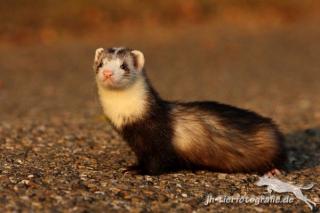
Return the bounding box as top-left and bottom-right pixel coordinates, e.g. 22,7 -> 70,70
120,62 -> 130,72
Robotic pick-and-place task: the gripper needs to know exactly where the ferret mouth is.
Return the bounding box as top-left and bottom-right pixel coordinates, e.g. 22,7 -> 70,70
103,77 -> 114,83
102,77 -> 118,87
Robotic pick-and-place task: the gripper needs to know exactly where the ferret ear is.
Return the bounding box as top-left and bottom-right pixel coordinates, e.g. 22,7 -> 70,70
131,50 -> 145,72
94,47 -> 105,63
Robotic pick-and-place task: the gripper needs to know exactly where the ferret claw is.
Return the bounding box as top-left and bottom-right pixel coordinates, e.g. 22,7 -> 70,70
122,164 -> 142,175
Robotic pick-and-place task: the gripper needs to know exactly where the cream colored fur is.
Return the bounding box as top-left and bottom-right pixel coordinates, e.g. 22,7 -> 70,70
172,107 -> 219,153
97,75 -> 148,129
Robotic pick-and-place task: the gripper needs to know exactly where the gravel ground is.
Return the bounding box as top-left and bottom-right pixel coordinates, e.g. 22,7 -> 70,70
0,23 -> 320,212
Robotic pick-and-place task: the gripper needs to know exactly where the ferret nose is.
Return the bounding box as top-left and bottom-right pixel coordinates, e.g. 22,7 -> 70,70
103,70 -> 113,79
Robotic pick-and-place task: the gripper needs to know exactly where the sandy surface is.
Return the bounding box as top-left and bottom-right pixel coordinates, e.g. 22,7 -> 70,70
0,23 -> 319,212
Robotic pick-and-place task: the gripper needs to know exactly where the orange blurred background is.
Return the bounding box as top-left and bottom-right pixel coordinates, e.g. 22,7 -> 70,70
1,0 -> 320,128
1,0 -> 319,45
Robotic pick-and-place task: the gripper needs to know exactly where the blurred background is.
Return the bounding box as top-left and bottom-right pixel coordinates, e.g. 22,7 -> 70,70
1,1 -> 320,211
1,0 -> 320,130
1,0 -> 320,44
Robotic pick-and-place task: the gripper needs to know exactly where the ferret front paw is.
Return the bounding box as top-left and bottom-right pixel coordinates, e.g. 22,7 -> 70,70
122,164 -> 143,175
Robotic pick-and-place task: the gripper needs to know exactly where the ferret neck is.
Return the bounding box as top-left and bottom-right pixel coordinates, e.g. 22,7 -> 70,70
97,75 -> 157,129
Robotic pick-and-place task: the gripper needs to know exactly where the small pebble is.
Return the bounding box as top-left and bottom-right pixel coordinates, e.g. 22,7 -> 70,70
218,174 -> 227,180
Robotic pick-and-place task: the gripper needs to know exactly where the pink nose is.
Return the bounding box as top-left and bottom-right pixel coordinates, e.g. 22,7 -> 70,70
103,70 -> 113,79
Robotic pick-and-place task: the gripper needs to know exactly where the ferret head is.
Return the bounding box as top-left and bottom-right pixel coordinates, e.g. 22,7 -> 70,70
93,47 -> 145,89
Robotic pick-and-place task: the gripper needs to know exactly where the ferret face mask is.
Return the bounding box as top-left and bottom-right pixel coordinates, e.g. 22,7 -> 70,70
94,47 -> 145,89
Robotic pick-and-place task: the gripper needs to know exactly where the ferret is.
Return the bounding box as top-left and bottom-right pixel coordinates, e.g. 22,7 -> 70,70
93,47 -> 286,175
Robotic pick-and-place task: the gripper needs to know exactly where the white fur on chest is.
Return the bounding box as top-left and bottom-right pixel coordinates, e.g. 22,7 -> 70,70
97,76 -> 148,129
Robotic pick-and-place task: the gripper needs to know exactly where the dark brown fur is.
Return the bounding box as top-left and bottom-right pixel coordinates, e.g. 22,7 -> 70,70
96,48 -> 286,175
116,74 -> 286,175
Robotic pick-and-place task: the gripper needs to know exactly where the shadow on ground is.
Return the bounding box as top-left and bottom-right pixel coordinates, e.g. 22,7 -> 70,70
285,128 -> 320,172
